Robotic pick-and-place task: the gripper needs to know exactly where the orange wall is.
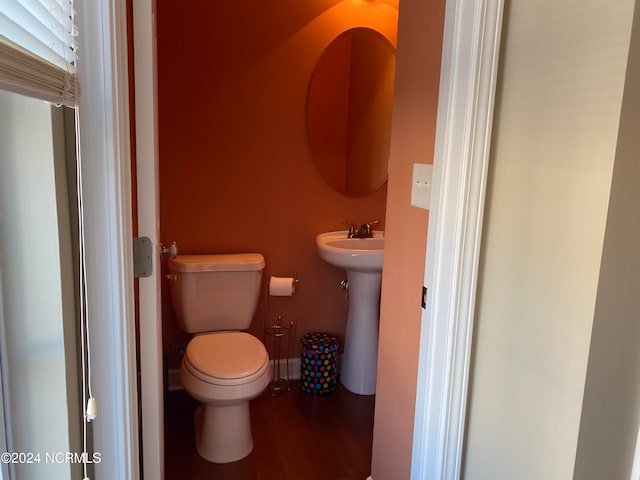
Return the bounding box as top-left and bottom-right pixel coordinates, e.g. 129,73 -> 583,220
371,0 -> 446,478
156,1 -> 398,366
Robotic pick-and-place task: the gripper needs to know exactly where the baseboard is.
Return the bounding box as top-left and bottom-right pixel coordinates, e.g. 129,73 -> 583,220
366,476 -> 374,480
167,368 -> 182,392
270,356 -> 302,381
167,356 -> 306,392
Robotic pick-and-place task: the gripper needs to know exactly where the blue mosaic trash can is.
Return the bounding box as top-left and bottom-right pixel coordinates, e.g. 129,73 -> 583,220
300,332 -> 338,395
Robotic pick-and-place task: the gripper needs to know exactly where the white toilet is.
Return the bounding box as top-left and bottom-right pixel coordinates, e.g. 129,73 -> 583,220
167,253 -> 270,464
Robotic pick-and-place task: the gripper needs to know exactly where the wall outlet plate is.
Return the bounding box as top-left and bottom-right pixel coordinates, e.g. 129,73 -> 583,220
411,163 -> 433,210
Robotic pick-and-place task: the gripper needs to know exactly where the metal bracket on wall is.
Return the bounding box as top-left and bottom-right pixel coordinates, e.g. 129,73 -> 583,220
133,236 -> 153,278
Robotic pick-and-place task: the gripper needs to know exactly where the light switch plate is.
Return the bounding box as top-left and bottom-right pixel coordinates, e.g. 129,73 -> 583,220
411,163 -> 433,210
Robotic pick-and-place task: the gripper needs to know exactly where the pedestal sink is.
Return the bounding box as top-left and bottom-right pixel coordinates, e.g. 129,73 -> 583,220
316,230 -> 384,395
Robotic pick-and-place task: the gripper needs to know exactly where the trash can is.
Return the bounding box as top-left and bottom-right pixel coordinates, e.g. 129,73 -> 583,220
300,332 -> 339,395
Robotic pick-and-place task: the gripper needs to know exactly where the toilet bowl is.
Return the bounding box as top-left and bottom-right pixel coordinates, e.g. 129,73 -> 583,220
167,253 -> 268,463
179,331 -> 270,463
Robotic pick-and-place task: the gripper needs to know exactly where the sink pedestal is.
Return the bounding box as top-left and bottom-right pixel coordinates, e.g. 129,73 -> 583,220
340,271 -> 381,396
315,230 -> 384,396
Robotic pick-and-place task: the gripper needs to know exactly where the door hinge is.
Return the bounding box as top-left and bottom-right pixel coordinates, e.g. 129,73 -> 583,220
422,286 -> 427,309
133,236 -> 153,278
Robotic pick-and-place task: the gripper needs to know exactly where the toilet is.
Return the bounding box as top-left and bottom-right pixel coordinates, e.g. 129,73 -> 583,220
167,253 -> 270,464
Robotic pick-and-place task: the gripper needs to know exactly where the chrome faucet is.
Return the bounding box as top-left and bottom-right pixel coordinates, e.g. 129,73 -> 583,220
343,221 -> 356,238
343,220 -> 379,238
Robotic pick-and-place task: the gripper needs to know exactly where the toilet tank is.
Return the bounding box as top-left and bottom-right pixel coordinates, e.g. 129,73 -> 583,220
167,253 -> 265,333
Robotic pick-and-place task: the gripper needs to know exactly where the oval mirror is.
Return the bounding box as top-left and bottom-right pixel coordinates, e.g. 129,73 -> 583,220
307,28 -> 396,198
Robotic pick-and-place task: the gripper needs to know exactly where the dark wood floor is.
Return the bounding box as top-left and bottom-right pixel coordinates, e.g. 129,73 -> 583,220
164,381 -> 375,480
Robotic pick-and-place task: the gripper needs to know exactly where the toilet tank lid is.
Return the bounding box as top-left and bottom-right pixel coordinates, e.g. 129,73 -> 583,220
168,253 -> 265,272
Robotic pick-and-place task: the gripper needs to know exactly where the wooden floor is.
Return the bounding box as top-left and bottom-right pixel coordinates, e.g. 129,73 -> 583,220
164,381 -> 375,480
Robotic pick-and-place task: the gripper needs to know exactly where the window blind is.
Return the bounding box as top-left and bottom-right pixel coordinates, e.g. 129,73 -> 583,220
0,0 -> 78,106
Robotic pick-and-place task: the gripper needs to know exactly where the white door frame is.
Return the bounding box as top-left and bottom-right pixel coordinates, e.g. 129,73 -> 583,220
77,0 -> 140,478
132,0 -> 165,478
80,0 -> 163,476
411,0 -> 503,479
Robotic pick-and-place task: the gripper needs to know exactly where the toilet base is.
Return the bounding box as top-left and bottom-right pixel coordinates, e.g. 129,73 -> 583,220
194,401 -> 253,463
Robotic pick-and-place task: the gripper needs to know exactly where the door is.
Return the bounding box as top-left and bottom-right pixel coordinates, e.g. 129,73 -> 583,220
133,0 -> 164,477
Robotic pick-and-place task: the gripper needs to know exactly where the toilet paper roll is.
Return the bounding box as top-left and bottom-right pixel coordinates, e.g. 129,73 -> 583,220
269,276 -> 296,296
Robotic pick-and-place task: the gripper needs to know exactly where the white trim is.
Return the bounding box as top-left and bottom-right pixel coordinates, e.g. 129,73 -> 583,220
268,356 -> 303,381
411,0 -> 503,479
167,368 -> 182,392
76,0 -> 139,478
133,0 -> 165,478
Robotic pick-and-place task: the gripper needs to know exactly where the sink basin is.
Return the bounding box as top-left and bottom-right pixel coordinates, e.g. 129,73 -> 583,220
316,230 -> 384,273
316,230 -> 384,395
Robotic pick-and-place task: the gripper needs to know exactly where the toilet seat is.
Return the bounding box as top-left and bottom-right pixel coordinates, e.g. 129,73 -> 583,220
183,332 -> 269,386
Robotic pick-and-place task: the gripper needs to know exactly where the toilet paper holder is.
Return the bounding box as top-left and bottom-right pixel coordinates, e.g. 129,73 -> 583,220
264,316 -> 294,395
264,278 -> 299,395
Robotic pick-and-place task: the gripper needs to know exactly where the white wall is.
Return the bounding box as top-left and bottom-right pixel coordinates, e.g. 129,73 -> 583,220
573,3 -> 640,477
0,91 -> 74,479
463,1 -> 635,479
